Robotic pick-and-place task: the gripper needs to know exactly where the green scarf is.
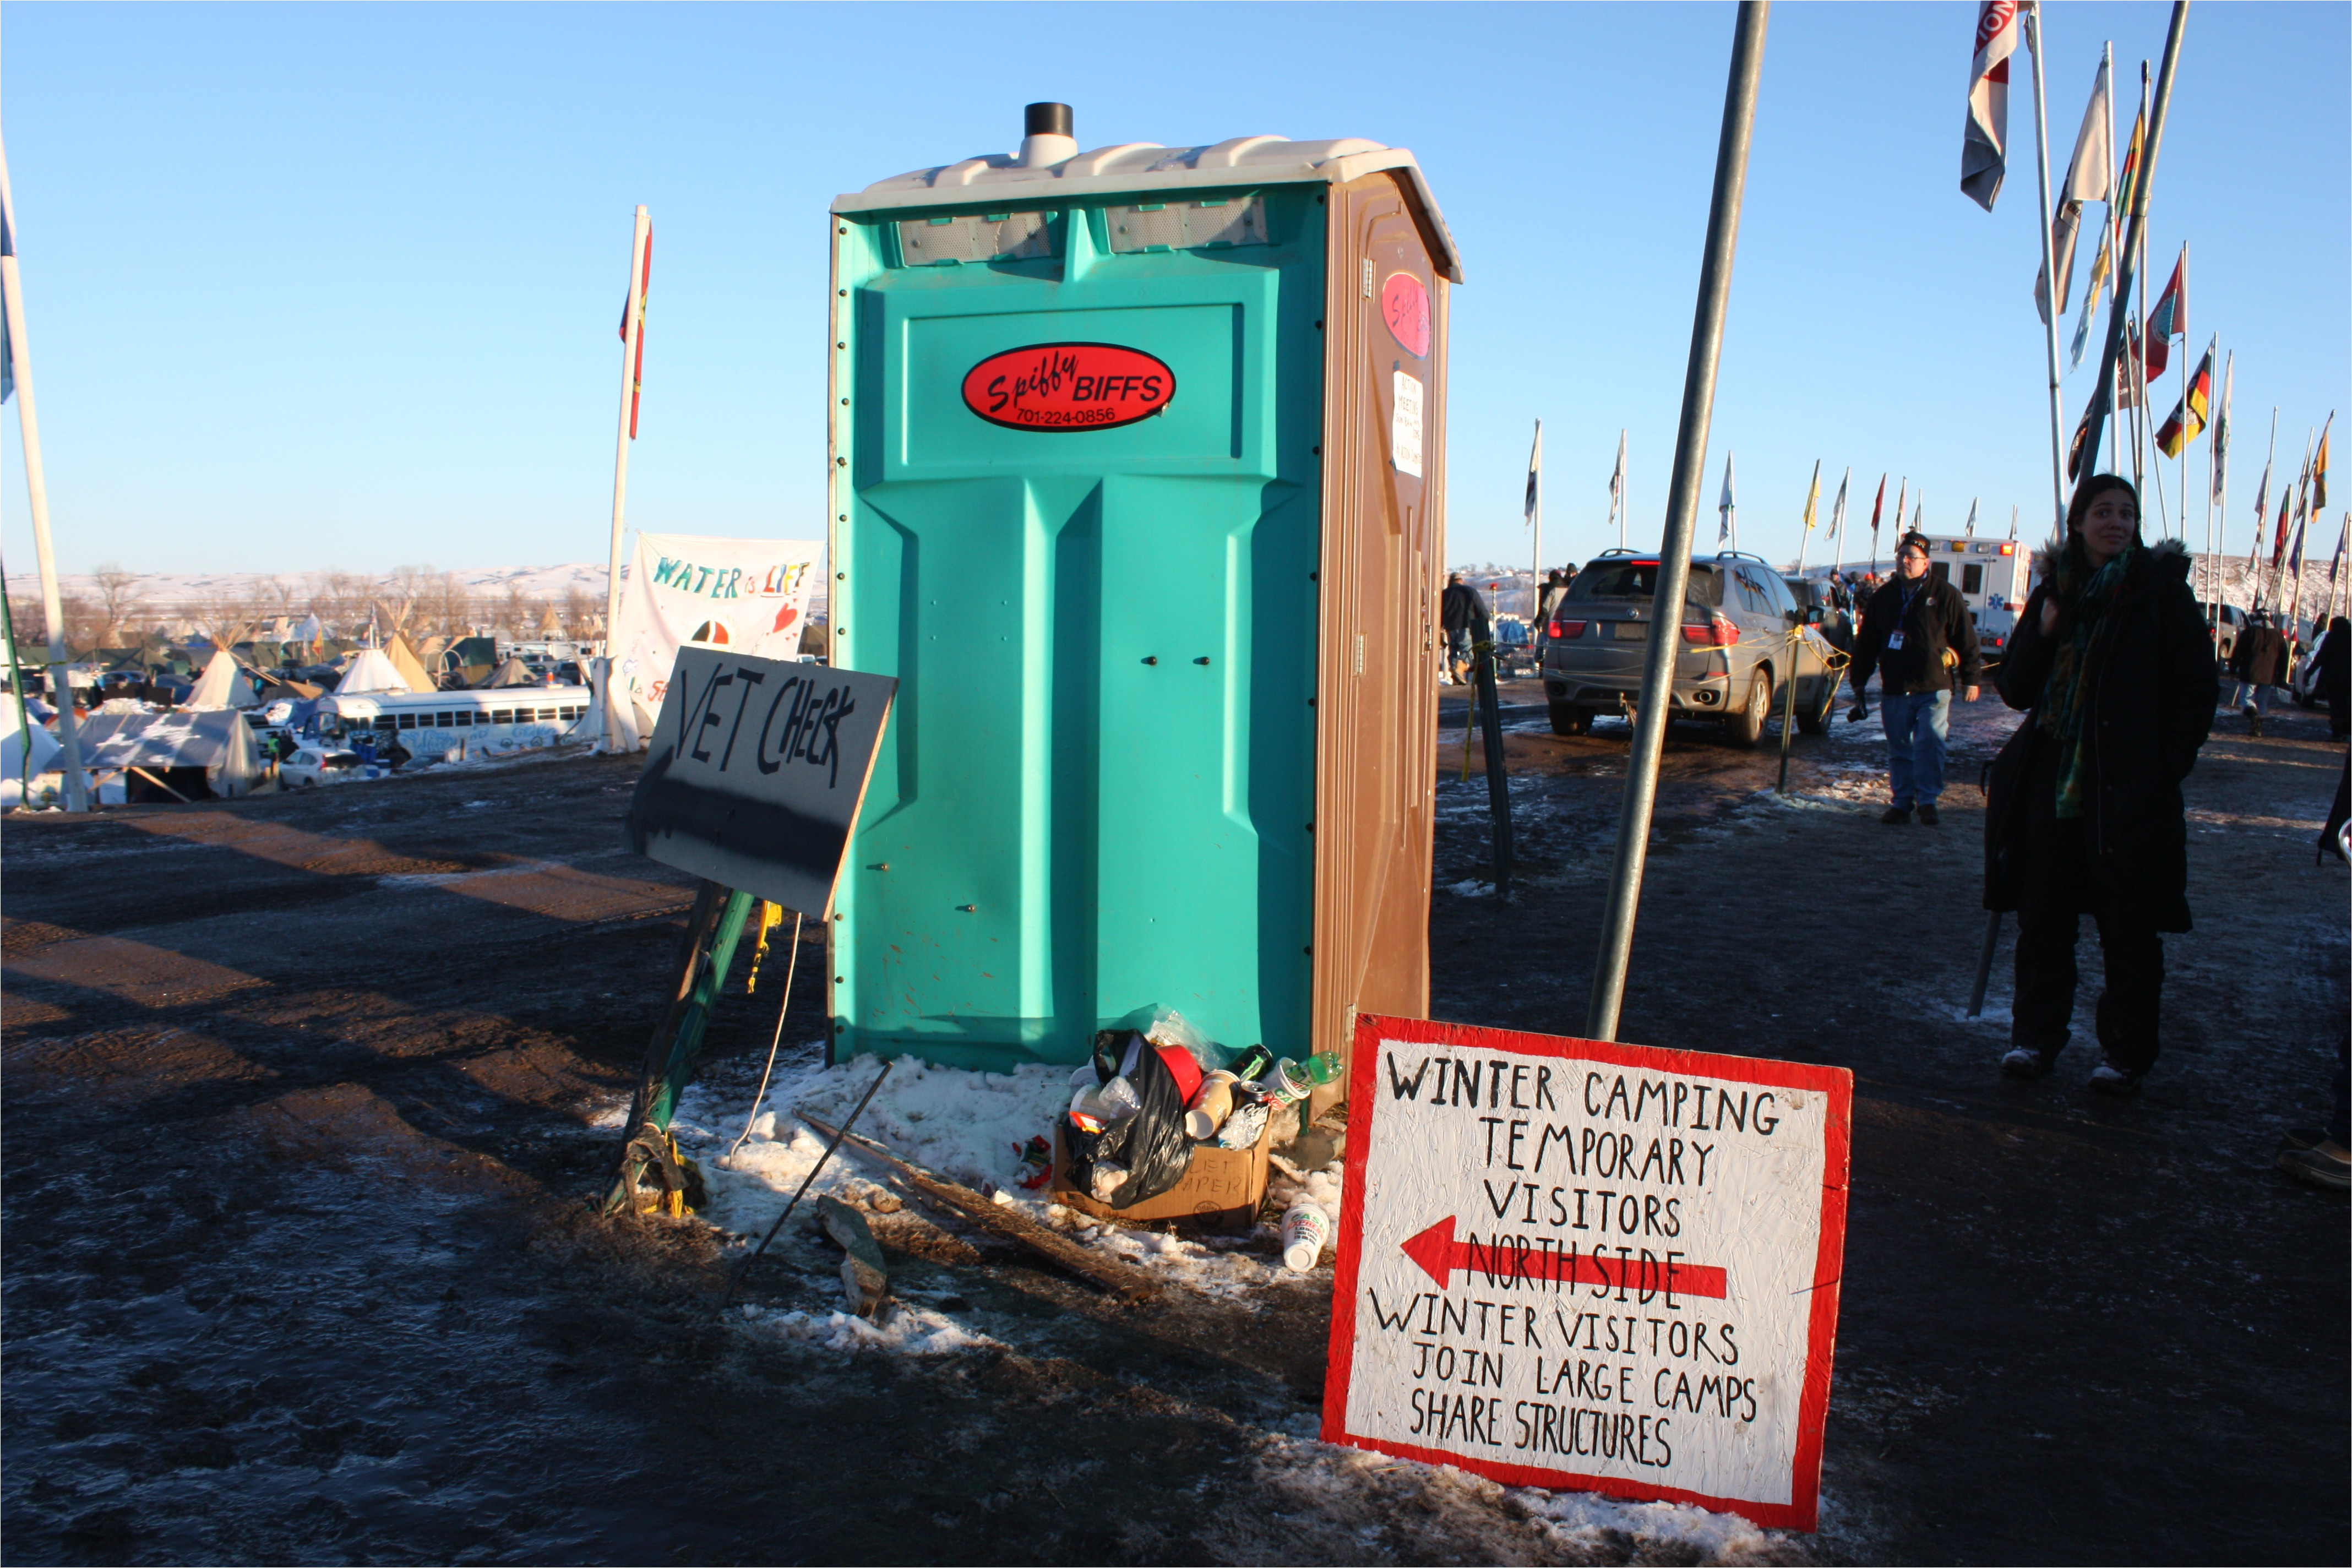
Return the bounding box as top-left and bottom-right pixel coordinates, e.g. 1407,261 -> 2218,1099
2036,541 -> 2134,819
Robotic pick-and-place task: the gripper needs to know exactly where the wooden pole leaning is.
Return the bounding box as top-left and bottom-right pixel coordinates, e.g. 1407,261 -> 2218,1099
0,130 -> 88,810
2077,8 -> 2188,498
596,206 -> 650,754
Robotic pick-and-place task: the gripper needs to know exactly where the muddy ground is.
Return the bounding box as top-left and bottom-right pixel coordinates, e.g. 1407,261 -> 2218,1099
4,682 -> 2345,1565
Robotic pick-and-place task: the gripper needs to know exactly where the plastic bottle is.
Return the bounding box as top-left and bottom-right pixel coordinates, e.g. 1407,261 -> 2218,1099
1301,1050 -> 1343,1086
1281,1202 -> 1334,1271
1097,1075 -> 1143,1120
1185,1070 -> 1239,1141
1261,1058 -> 1314,1107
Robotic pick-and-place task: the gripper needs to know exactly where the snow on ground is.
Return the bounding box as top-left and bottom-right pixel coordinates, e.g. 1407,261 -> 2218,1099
660,1050 -> 1346,1333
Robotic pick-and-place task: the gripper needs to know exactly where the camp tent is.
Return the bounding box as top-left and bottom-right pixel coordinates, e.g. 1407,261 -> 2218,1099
73,709 -> 265,799
477,657 -> 540,689
184,646 -> 261,710
1,703 -> 63,807
336,647 -> 412,695
384,633 -> 438,693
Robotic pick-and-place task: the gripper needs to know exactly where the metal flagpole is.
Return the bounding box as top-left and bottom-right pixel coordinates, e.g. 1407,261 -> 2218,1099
1586,0 -> 1769,1044
2024,2 -> 2070,540
2205,349 -> 2225,629
1615,428 -> 1629,550
1776,460 -> 1820,794
1529,419 -> 1543,634
2131,66 -> 2153,521
0,130 -> 88,810
2255,409 -> 2277,610
2077,7 -> 2187,500
597,205 -> 651,754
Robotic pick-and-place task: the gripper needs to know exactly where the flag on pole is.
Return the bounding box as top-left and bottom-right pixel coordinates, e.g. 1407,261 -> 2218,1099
2037,50 -> 2113,323
2273,483 -> 2295,569
1609,429 -> 1626,523
2067,221 -> 2113,369
1828,470 -> 1850,543
1524,421 -> 1542,524
2114,317 -> 2147,409
2288,514 -> 2306,575
2008,504 -> 2020,541
2315,415 -> 2332,510
1802,461 -> 1821,532
2209,352 -> 2233,503
1961,0 -> 2023,210
619,226 -> 653,438
2252,446 -> 2273,535
2067,395 -> 2097,480
2154,336 -> 2214,458
1869,475 -> 1887,556
1912,496 -> 1924,532
1963,498 -> 1979,537
1717,452 -> 1738,546
0,193 -> 13,406
2143,248 -> 2185,380
2331,519 -> 2346,588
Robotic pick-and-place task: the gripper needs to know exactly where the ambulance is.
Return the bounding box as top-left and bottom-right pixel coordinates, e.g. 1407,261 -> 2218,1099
1917,535 -> 2037,658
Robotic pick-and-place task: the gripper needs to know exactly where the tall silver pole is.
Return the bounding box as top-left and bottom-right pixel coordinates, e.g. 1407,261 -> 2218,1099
2025,3 -> 2070,540
1586,0 -> 1770,1043
0,130 -> 88,810
2078,5 -> 2186,497
1531,418 -> 1543,628
596,206 -> 650,753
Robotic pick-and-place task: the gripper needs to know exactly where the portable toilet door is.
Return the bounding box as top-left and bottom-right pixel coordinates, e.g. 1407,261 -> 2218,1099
825,104 -> 1461,1080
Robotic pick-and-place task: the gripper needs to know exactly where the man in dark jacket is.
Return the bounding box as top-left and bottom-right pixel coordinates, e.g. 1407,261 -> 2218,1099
2313,614 -> 2349,739
2228,609 -> 2288,737
1985,477 -> 2217,1095
1441,573 -> 1488,684
1847,532 -> 1984,825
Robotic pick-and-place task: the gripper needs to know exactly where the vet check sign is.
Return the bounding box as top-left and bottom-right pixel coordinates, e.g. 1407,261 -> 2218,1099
624,647 -> 895,917
1324,1015 -> 1852,1531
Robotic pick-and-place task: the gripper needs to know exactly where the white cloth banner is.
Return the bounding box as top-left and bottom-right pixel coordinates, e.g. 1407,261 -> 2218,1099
608,532 -> 823,745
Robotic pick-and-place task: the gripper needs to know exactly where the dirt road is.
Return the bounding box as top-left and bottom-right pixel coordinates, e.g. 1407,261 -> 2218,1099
4,688 -> 2345,1564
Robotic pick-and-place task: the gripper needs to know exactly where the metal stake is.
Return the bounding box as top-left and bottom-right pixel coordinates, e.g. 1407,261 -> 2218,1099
724,1058 -> 895,1302
1586,0 -> 1770,1043
1967,911 -> 2003,1018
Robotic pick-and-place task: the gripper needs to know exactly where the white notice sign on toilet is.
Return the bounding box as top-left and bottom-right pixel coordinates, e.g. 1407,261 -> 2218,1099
1391,370 -> 1424,478
1323,1014 -> 1852,1532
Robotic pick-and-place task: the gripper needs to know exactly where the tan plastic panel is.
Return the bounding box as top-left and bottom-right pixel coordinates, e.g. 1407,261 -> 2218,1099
1308,168 -> 1446,1106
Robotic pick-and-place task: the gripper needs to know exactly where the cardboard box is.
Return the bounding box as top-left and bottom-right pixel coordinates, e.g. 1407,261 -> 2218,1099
1052,1116 -> 1275,1233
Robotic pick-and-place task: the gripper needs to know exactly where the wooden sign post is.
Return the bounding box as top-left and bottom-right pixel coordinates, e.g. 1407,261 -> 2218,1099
607,647 -> 895,1215
1323,1014 -> 1851,1532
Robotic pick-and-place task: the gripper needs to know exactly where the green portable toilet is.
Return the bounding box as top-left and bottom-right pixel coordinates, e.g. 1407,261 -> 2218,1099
826,104 -> 1461,1080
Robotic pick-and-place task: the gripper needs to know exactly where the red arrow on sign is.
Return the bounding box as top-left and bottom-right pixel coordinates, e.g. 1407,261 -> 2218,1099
1400,1215 -> 1728,1299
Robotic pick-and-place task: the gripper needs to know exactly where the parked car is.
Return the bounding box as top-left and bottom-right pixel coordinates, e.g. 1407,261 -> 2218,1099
2193,601 -> 2244,664
1542,550 -> 1839,745
281,747 -> 369,787
1782,576 -> 1854,653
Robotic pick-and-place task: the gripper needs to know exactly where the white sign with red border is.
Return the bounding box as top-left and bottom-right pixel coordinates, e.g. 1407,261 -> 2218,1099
1323,1015 -> 1852,1532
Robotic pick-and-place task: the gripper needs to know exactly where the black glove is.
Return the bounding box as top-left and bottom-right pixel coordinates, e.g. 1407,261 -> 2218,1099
1847,701 -> 1870,723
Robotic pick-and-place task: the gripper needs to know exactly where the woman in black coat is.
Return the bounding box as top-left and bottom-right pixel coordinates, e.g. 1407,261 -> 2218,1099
2316,614 -> 2350,739
1984,475 -> 2218,1095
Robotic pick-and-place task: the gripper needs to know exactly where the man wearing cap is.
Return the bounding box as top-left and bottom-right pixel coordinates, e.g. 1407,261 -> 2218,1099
1847,532 -> 1984,825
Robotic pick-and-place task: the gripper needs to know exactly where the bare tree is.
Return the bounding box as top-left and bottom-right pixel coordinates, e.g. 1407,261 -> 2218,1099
562,584 -> 595,639
499,582 -> 532,639
431,573 -> 473,640
89,563 -> 145,649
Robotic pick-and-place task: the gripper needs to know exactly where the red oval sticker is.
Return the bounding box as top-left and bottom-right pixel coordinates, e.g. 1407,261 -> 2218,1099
962,342 -> 1176,431
1381,271 -> 1431,357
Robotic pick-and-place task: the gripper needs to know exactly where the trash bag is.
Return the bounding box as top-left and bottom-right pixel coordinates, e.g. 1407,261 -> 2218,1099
1063,1030 -> 1191,1210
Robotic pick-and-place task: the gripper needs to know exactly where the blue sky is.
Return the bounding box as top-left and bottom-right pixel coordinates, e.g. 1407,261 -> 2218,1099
2,1 -> 2344,581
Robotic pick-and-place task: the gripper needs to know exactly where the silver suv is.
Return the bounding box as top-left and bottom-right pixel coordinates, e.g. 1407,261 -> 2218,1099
1541,550 -> 1839,745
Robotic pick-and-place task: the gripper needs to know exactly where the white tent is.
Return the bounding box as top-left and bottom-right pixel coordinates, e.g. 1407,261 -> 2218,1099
1,702 -> 63,808
74,710 -> 265,799
184,646 -> 260,710
336,647 -> 411,695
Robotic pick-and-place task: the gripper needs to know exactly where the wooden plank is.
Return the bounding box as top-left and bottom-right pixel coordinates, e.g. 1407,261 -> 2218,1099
797,1112 -> 1160,1303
